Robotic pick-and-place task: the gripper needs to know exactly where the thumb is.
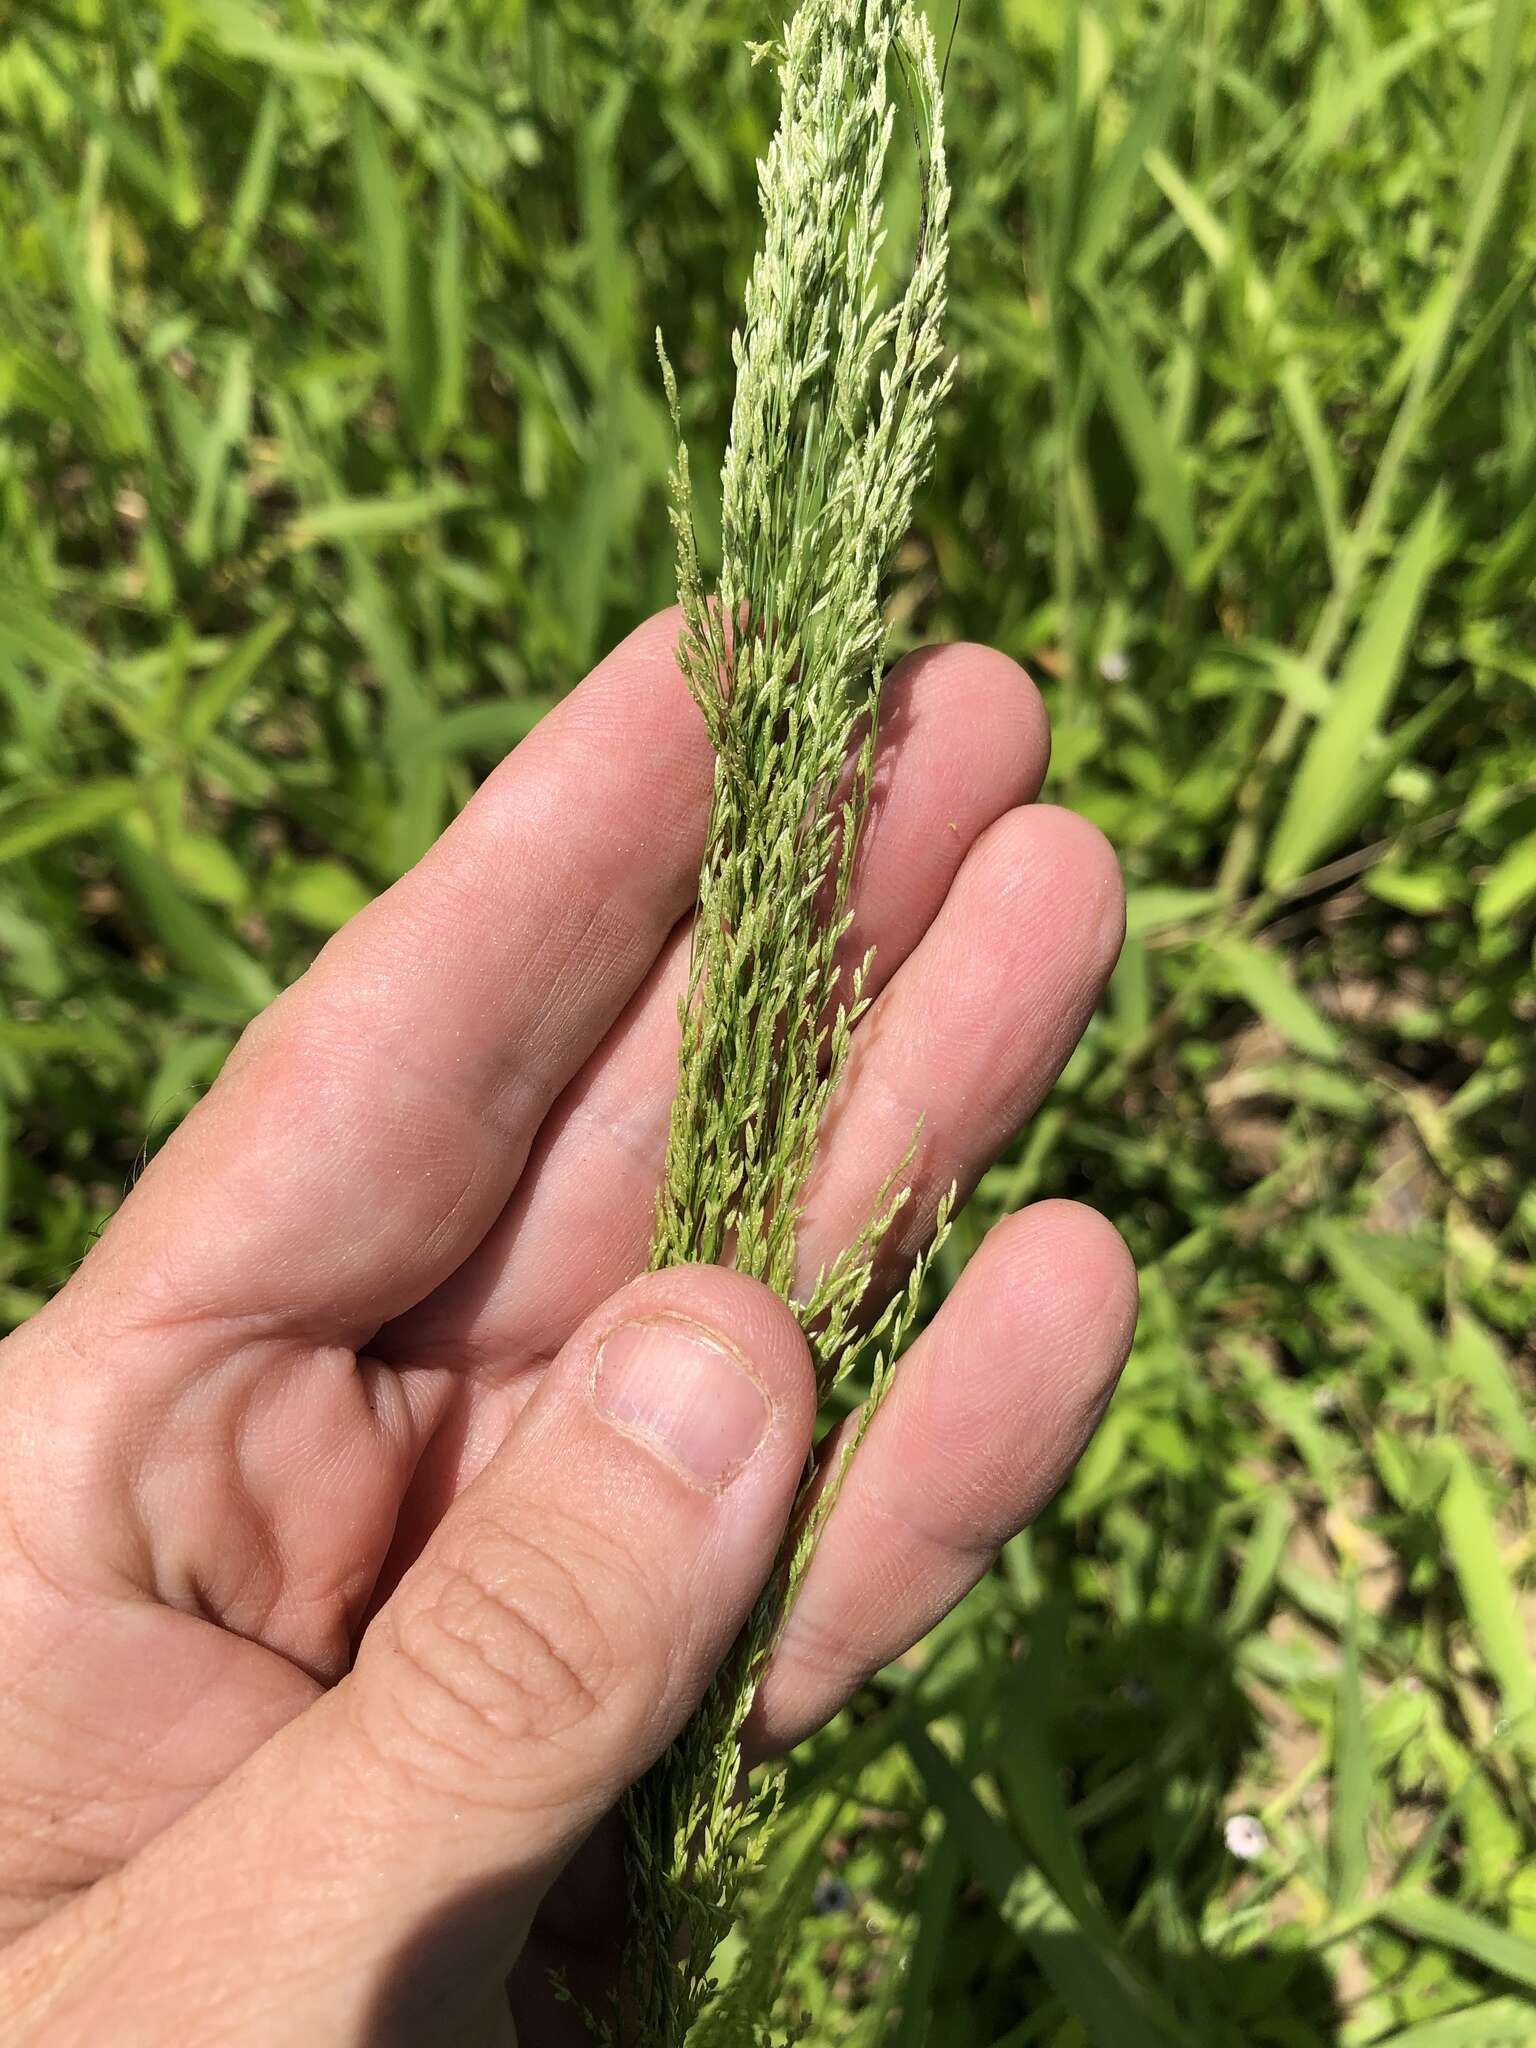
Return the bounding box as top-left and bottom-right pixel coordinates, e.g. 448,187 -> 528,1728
346,1262 -> 817,1911
12,1268 -> 814,2043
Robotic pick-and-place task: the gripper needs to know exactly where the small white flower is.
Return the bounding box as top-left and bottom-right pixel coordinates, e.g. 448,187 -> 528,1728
1099,648 -> 1130,683
1224,1814 -> 1268,1861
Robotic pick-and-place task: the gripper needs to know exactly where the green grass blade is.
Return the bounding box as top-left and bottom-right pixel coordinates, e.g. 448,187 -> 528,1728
180,609 -> 294,754
287,485 -> 478,546
1277,356 -> 1346,573
1212,936 -> 1342,1060
889,1828 -> 961,2048
1383,1890 -> 1536,1996
338,544 -> 445,874
1264,486 -> 1448,885
24,165 -> 152,457
277,861 -> 373,934
1331,1587 -> 1371,1909
1437,1443 -> 1536,1765
349,92 -> 432,442
1476,827 -> 1536,925
416,701 -> 555,760
0,780 -> 142,866
1467,0 -> 1528,195
1447,1310 -> 1536,1468
430,172 -> 467,447
1049,0 -> 1090,289
1123,886 -> 1224,939
905,1728 -> 1179,2045
0,597 -> 97,683
1225,1496 -> 1290,1638
220,78 -> 284,279
1317,1225 -> 1442,1380
1072,13 -> 1185,280
1079,290 -> 1196,575
111,826 -> 277,1013
994,1647 -> 1123,1949
27,39 -> 200,227
1374,1997 -> 1536,2047
186,341 -> 253,566
1143,146 -> 1232,270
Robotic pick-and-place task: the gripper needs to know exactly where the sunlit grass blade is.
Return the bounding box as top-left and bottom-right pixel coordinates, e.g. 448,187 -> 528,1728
1317,1224 -> 1442,1380
1277,356 -> 1346,572
179,610 -> 294,755
1373,1996 -> 1536,2047
1476,827 -> 1536,925
1467,0 -> 1528,195
0,781 -> 142,867
1437,1443 -> 1536,1769
1264,487 -> 1448,886
1212,935 -> 1342,1060
1446,1311 -> 1536,1468
26,36 -> 200,226
1383,1890 -> 1536,1997
111,825 -> 277,1014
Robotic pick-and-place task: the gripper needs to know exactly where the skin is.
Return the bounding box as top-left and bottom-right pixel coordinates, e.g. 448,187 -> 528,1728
0,612 -> 1136,2043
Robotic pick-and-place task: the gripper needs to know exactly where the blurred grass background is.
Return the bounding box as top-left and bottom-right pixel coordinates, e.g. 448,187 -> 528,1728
2,0 -> 1535,2041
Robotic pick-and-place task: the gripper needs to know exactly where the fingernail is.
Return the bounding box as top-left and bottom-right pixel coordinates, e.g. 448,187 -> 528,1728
593,1316 -> 772,1490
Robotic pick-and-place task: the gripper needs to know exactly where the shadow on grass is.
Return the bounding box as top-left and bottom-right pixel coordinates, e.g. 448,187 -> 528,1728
948,1603 -> 1345,2048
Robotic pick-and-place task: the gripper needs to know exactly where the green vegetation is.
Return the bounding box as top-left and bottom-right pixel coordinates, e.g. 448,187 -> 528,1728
1,1 -> 1533,2042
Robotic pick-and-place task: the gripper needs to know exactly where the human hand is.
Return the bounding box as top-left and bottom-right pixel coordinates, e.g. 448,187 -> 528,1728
0,612 -> 1135,2042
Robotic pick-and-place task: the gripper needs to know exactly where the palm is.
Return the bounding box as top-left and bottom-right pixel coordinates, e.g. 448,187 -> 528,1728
0,617 -> 1133,2025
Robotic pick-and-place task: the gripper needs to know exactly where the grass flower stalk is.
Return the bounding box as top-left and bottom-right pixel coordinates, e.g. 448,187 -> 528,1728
616,2 -> 953,2037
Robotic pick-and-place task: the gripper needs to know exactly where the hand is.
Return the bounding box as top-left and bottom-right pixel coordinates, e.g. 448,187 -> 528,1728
0,612 -> 1134,2042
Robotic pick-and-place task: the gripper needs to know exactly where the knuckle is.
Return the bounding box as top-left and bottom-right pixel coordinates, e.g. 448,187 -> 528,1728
210,988 -> 360,1150
360,1518 -> 668,1803
775,1595 -> 881,1711
254,992 -> 364,1107
394,1544 -> 610,1742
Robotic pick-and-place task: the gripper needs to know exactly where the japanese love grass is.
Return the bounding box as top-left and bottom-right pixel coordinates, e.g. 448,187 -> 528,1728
616,3 -> 952,2039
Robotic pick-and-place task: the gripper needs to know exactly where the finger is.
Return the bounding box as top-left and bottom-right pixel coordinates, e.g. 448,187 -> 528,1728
793,802 -> 1126,1295
69,610 -> 720,1350
749,1201 -> 1138,1754
386,644 -> 1048,1375
11,1269 -> 815,2041
831,643 -> 1050,1007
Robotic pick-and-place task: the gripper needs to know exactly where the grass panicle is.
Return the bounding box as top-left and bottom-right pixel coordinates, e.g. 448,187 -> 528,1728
620,3 -> 952,2038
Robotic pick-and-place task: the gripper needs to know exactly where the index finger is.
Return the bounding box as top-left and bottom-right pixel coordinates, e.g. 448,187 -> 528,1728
68,610 -> 714,1352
